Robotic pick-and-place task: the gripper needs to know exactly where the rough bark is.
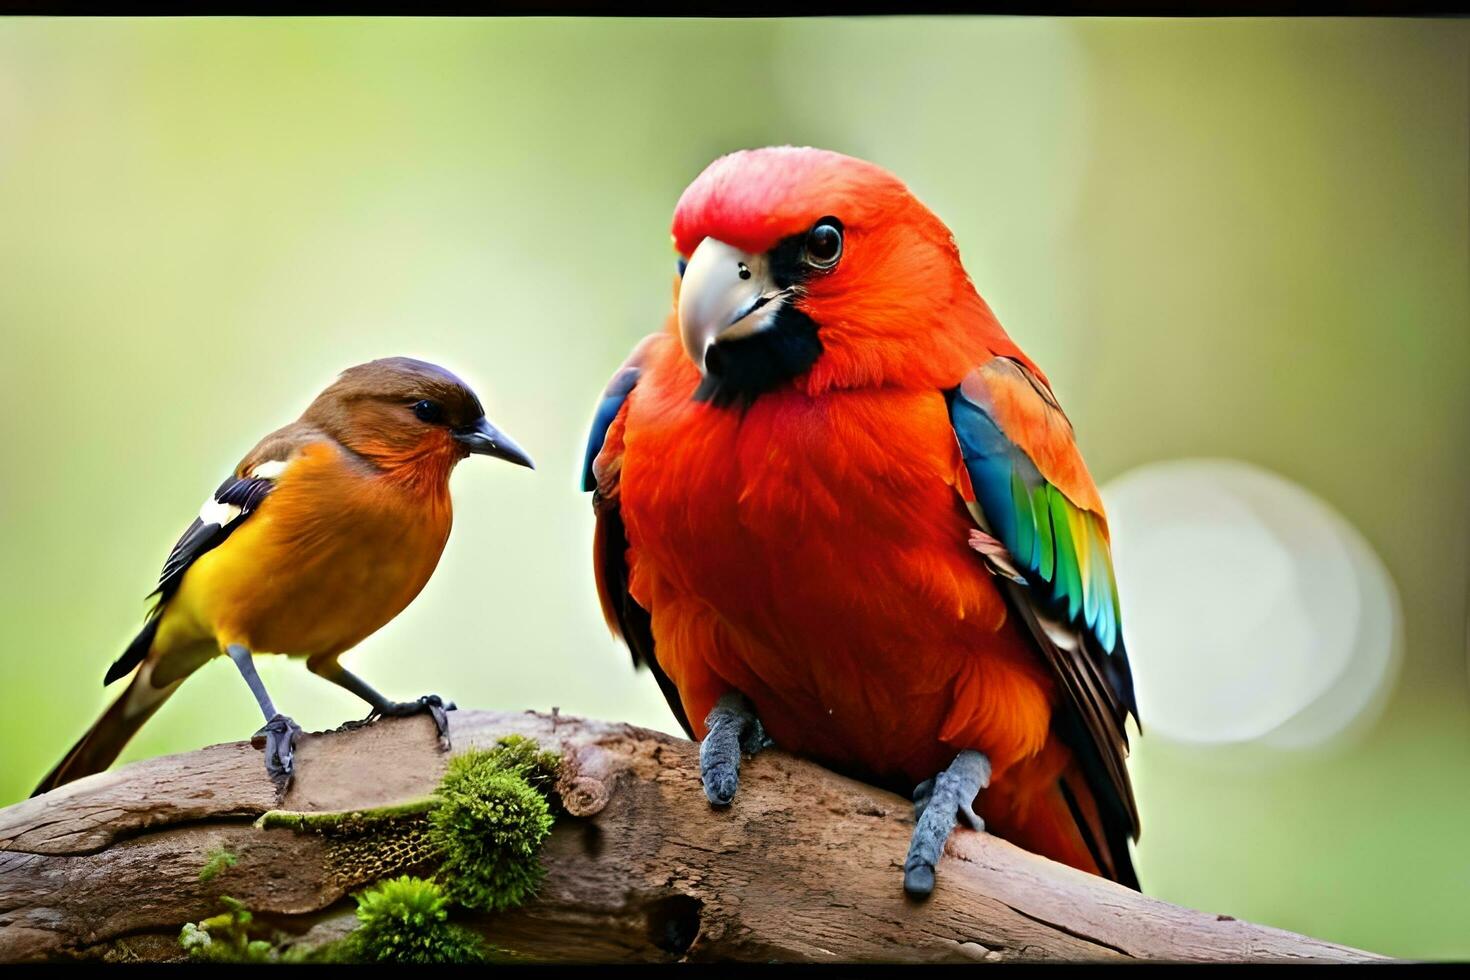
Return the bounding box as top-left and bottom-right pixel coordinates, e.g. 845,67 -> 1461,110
0,709 -> 1383,963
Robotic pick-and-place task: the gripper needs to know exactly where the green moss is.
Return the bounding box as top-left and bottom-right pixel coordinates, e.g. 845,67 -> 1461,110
186,736 -> 561,963
256,797 -> 441,891
254,796 -> 439,832
179,896 -> 276,963
177,884 -> 485,966
429,745 -> 557,912
342,875 -> 488,964
484,734 -> 563,802
198,845 -> 238,883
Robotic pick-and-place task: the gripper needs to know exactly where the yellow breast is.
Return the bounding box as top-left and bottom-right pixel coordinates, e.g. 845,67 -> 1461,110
165,442 -> 453,660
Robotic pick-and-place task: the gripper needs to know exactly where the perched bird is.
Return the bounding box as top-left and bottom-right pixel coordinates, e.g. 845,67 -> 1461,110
583,147 -> 1140,895
35,357 -> 533,796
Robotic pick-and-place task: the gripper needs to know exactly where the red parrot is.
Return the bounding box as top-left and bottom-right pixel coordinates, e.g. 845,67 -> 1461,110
584,146 -> 1140,894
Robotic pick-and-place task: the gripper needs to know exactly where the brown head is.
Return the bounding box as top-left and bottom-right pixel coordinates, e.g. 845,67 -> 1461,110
301,357 -> 533,475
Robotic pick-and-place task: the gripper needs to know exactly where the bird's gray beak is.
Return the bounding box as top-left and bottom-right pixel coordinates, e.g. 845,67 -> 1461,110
677,237 -> 786,374
454,417 -> 534,469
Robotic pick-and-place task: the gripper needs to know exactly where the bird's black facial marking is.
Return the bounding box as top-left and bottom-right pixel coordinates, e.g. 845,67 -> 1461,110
693,218 -> 841,408
693,304 -> 822,408
767,230 -> 810,289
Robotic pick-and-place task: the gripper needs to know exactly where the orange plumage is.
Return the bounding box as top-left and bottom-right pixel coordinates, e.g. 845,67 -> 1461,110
588,147 -> 1138,889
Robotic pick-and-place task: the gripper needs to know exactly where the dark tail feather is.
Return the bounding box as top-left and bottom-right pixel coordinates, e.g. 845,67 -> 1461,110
34,628 -> 174,797
104,616 -> 159,686
982,734 -> 1140,891
1052,703 -> 1141,890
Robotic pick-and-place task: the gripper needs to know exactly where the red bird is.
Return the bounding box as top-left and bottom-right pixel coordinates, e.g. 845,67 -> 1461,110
584,147 -> 1140,894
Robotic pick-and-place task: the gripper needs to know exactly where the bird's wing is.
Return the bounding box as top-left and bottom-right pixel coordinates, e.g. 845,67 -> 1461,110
946,356 -> 1140,853
582,335 -> 693,737
152,470 -> 276,603
103,426 -> 320,684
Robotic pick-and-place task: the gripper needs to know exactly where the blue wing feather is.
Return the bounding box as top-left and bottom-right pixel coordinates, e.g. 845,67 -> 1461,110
581,365 -> 641,492
945,367 -> 1133,687
946,359 -> 1141,877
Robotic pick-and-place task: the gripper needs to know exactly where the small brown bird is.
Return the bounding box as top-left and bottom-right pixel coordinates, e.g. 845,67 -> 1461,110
34,357 -> 533,796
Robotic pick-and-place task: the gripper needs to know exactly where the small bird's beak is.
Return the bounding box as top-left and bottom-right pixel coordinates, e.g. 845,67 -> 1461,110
453,417 -> 534,469
678,237 -> 786,374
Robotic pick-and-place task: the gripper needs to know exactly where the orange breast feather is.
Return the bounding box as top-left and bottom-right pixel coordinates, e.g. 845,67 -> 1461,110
168,441 -> 453,663
616,335 -> 1056,790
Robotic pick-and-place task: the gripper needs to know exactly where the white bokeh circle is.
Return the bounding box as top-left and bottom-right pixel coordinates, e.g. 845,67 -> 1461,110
1101,458 -> 1401,748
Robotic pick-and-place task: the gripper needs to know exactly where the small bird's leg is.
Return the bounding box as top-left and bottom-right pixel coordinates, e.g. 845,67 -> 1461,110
311,661 -> 455,750
699,692 -> 773,807
225,644 -> 301,789
904,750 -> 991,898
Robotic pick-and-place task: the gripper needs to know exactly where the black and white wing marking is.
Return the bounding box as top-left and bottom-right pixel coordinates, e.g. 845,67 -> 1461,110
151,465 -> 281,603
101,461 -> 284,685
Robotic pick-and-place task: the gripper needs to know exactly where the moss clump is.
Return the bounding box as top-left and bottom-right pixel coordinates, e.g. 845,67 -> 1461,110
181,736 -> 560,963
198,845 -> 238,884
179,897 -> 275,963
484,734 -> 563,804
429,746 -> 556,912
178,882 -> 485,965
342,875 -> 488,964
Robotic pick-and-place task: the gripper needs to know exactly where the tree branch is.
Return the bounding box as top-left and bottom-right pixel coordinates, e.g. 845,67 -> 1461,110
0,710 -> 1383,963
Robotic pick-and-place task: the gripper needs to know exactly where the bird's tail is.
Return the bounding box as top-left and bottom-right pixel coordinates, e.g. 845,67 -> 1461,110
981,736 -> 1140,890
32,622 -> 180,797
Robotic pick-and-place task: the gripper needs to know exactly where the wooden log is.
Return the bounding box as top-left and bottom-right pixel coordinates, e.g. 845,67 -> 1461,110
0,710 -> 1383,963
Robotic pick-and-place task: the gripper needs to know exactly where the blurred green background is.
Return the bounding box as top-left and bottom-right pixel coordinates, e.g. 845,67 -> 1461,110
0,18 -> 1465,959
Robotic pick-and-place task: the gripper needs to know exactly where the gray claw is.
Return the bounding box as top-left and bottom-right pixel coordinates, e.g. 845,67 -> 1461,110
702,762 -> 740,807
371,694 -> 456,750
959,802 -> 985,832
903,750 -> 991,900
913,777 -> 936,820
252,714 -> 302,790
903,860 -> 936,897
741,716 -> 774,756
699,693 -> 768,808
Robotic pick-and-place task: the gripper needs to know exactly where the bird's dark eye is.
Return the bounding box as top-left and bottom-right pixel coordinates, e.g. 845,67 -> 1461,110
412,399 -> 444,424
804,218 -> 843,270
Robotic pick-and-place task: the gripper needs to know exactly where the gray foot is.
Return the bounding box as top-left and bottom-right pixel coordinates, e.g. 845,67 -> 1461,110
699,692 -> 772,807
912,776 -> 935,820
903,750 -> 991,898
370,695 -> 457,750
250,713 -> 303,790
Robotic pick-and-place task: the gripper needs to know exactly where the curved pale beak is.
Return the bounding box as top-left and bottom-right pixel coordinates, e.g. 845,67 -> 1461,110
453,416 -> 535,469
677,237 -> 785,374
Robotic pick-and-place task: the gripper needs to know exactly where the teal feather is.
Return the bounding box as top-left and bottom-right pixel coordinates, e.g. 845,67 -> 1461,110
1034,485 -> 1055,582
1083,518 -> 1103,630
1010,471 -> 1036,573
1048,485 -> 1084,621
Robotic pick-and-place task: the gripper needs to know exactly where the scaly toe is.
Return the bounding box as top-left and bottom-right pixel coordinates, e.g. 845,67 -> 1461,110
740,717 -> 774,756
959,803 -> 985,832
252,714 -> 302,788
903,861 -> 936,898
702,766 -> 739,807
369,695 -> 456,748
912,777 -> 936,819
